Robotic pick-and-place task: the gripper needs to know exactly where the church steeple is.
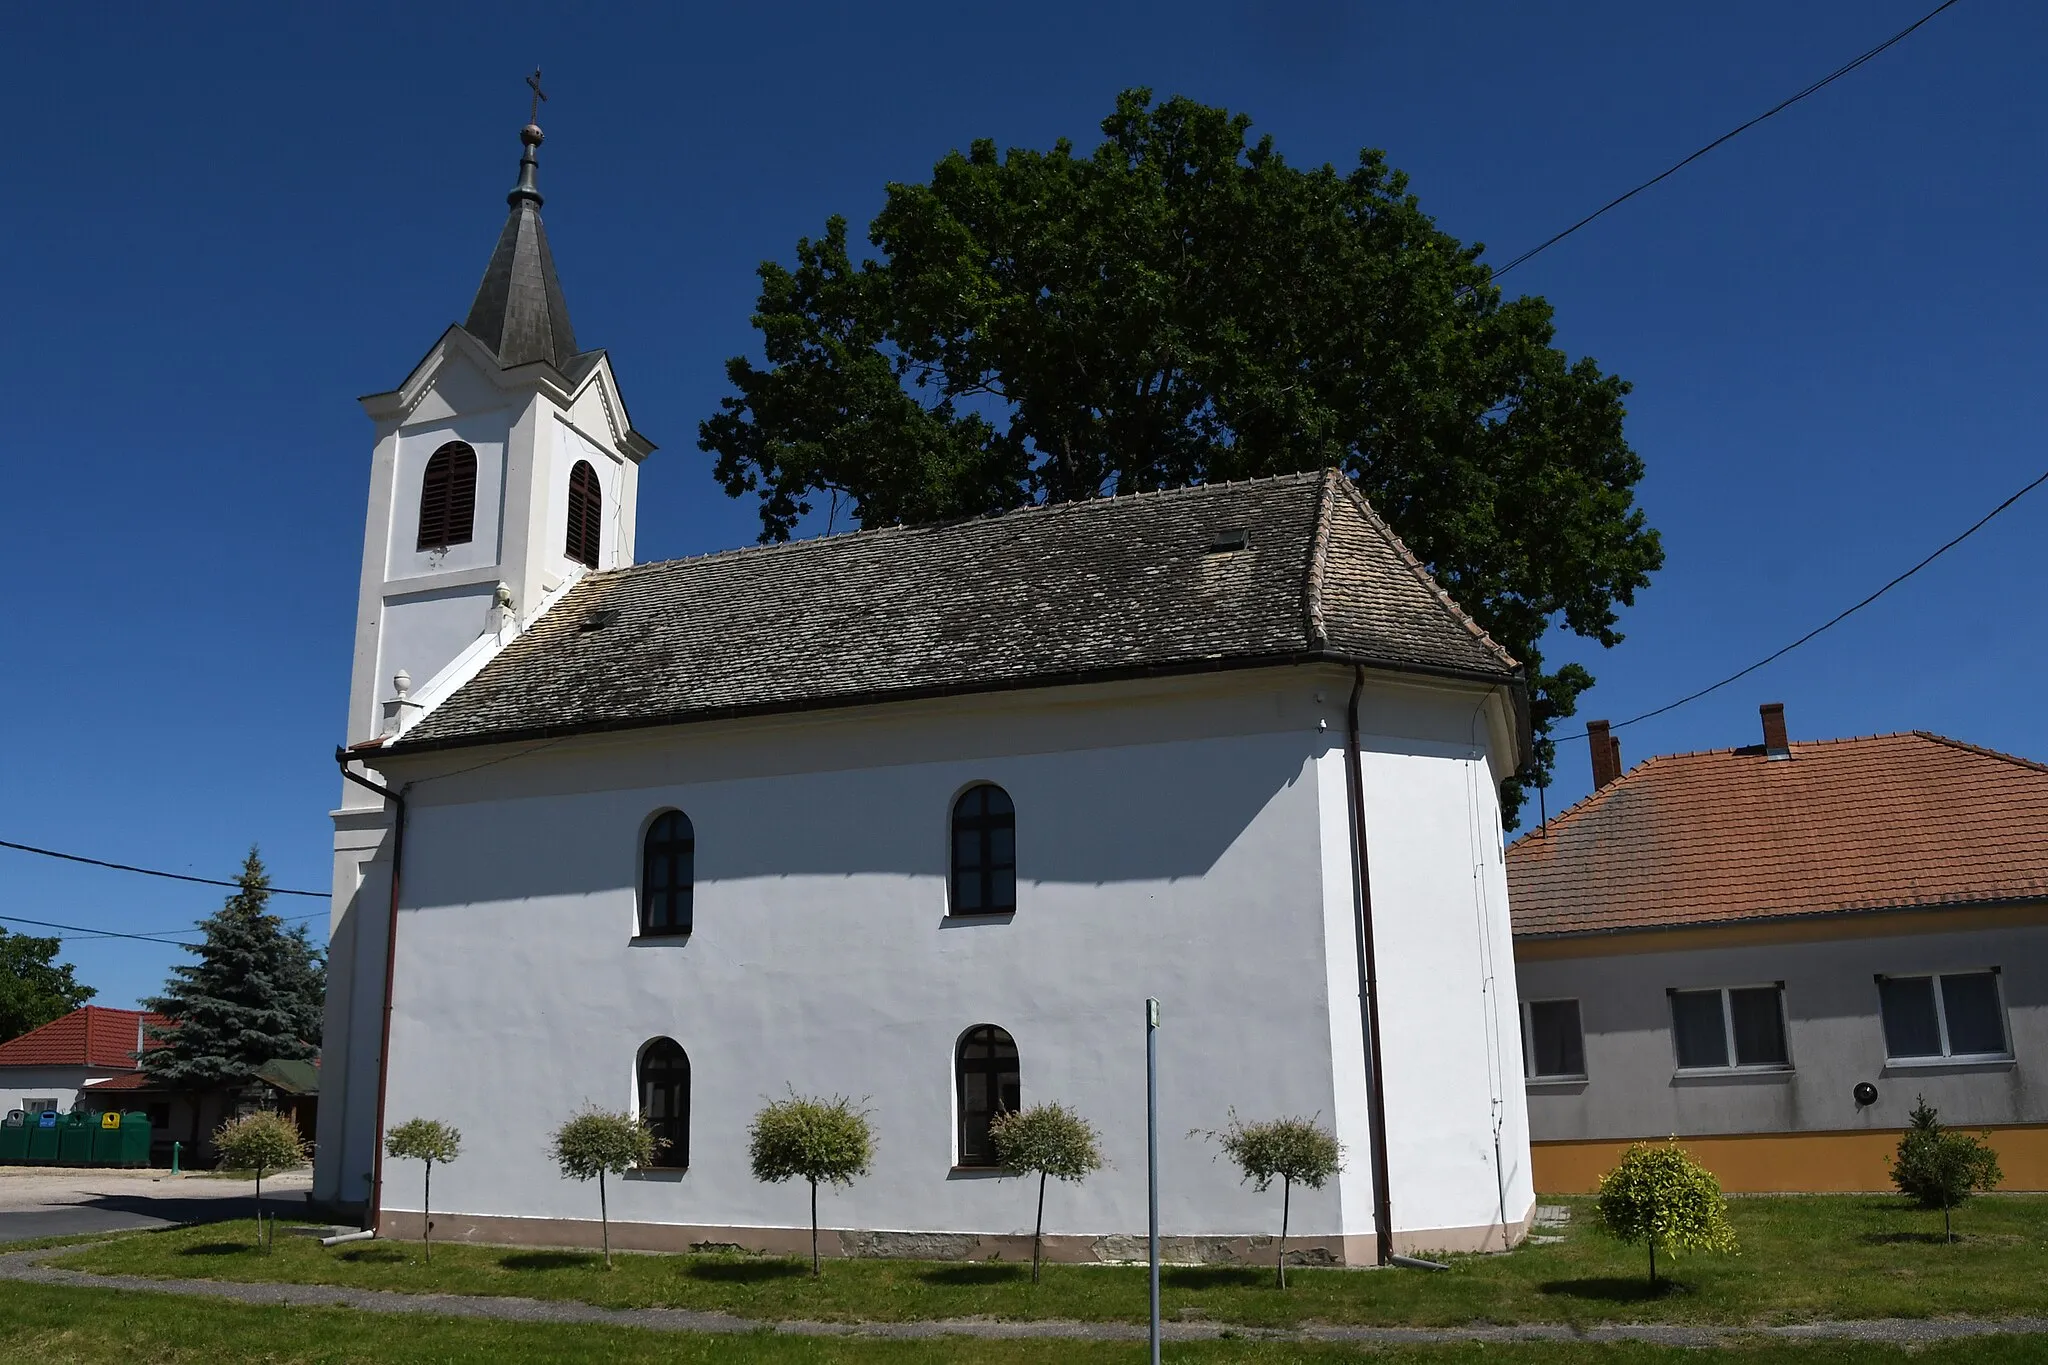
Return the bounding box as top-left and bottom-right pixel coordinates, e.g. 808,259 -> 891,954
463,75 -> 579,371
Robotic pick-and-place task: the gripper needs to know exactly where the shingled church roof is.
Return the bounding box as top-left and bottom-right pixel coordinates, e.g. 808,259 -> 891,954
387,470 -> 1523,756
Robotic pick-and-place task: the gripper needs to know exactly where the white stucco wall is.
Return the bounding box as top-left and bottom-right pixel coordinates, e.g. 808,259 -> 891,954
319,668 -> 1531,1252
1,1066 -> 104,1115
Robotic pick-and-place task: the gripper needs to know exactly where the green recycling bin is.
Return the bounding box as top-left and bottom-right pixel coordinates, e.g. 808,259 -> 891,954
0,1112 -> 26,1164
90,1110 -> 127,1166
26,1111 -> 61,1163
57,1112 -> 95,1165
113,1113 -> 151,1167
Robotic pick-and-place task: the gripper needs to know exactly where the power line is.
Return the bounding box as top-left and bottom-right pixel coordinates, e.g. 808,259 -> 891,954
1559,464 -> 2048,744
0,838 -> 328,898
0,913 -> 204,947
1489,0 -> 1964,282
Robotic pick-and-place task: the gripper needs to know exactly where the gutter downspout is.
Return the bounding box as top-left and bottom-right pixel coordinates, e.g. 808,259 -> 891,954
334,747 -> 407,1234
1346,667 -> 1396,1266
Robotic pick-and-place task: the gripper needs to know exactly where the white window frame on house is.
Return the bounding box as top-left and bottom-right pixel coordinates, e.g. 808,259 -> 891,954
1876,970 -> 2012,1065
23,1098 -> 59,1115
1521,998 -> 1587,1082
1668,983 -> 1792,1073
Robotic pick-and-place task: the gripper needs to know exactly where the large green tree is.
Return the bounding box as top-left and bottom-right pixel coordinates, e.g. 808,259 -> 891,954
142,849 -> 323,1088
701,90 -> 1662,815
0,927 -> 96,1043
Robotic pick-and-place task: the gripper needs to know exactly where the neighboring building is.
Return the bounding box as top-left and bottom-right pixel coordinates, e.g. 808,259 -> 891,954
1508,703 -> 2048,1193
83,1055 -> 320,1165
312,113 -> 1537,1262
0,1007 -> 163,1118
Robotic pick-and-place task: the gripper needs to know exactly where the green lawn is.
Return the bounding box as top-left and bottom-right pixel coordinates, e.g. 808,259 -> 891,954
5,1282 -> 2048,1365
47,1194 -> 2048,1329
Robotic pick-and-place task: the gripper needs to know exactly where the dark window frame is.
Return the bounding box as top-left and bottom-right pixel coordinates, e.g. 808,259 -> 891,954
1877,970 -> 2010,1062
949,784 -> 1016,916
416,441 -> 479,551
565,459 -> 602,568
1669,983 -> 1791,1072
955,1024 -> 1020,1167
637,1037 -> 690,1169
1522,998 -> 1587,1080
639,810 -> 695,938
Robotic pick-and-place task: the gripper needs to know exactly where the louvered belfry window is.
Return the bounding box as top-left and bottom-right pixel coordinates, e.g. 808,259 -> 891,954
416,442 -> 478,551
565,460 -> 602,568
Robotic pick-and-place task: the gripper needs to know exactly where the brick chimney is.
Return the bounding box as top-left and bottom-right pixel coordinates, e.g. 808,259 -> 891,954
1588,719 -> 1622,788
1760,702 -> 1790,759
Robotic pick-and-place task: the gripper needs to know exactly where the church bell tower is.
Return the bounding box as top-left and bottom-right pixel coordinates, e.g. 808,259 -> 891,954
341,91 -> 655,751
316,84 -> 654,1215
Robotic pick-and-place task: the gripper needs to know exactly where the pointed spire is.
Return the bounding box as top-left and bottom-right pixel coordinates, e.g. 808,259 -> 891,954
463,73 -> 579,371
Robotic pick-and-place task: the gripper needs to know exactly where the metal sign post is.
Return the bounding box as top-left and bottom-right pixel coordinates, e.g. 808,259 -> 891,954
1146,997 -> 1161,1365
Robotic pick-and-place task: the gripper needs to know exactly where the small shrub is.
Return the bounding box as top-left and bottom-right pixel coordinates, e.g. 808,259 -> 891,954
990,1102 -> 1104,1283
1197,1111 -> 1342,1288
1594,1140 -> 1736,1286
212,1111 -> 307,1253
384,1118 -> 462,1263
1889,1096 -> 2003,1243
549,1108 -> 658,1268
748,1092 -> 873,1276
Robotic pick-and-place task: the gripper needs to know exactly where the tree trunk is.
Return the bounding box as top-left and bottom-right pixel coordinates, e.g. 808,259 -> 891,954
1277,1178 -> 1292,1290
256,1166 -> 266,1254
810,1180 -> 821,1277
599,1171 -> 612,1269
1648,1238 -> 1657,1287
1944,1200 -> 1952,1244
423,1160 -> 434,1265
1032,1170 -> 1047,1285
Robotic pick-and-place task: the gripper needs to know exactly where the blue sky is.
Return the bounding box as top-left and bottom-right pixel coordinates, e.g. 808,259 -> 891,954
3,1 -> 2040,1010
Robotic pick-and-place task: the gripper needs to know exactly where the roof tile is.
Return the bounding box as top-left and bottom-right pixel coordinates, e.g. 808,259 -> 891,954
0,1007 -> 167,1069
1507,732 -> 2048,937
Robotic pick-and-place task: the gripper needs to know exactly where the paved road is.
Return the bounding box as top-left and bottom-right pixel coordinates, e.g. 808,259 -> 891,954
0,1168 -> 315,1242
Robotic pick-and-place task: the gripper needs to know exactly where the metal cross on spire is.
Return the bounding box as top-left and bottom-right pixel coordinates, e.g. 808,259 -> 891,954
526,67 -> 547,125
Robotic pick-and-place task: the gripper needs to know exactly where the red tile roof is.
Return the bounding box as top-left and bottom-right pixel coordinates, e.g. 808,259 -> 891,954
1508,731 -> 2048,939
80,1071 -> 156,1092
0,1007 -> 167,1069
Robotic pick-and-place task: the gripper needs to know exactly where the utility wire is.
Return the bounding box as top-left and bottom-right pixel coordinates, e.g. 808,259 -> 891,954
1558,465 -> 2048,743
0,838 -> 328,898
1489,0 -> 1964,282
0,913 -> 204,947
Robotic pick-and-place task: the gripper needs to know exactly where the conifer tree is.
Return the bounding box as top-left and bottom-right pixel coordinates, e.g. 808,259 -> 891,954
142,848 -> 324,1087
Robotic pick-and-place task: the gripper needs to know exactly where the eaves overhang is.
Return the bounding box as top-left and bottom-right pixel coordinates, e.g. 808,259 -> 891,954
366,646 -> 1522,763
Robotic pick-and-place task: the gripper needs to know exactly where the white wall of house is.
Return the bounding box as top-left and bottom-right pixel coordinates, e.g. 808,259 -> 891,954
1519,918 -> 2048,1142
1,1066 -> 108,1116
318,667 -> 1531,1256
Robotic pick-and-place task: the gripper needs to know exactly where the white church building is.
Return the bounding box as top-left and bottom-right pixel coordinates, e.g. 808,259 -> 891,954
313,114 -> 1537,1263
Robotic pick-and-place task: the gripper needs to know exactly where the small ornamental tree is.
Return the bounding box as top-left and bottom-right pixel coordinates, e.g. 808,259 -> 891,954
1198,1112 -> 1342,1288
212,1111 -> 307,1252
550,1108 -> 658,1269
1594,1141 -> 1737,1286
990,1102 -> 1104,1283
384,1118 -> 463,1263
748,1092 -> 874,1276
1889,1097 -> 2003,1243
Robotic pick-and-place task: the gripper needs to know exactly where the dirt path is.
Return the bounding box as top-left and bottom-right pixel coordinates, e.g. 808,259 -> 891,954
3,1241 -> 2045,1345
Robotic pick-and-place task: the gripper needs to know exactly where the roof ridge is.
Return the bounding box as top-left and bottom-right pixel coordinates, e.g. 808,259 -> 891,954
604,470 -> 1334,580
1912,730 -> 2048,775
1325,476 -> 1520,671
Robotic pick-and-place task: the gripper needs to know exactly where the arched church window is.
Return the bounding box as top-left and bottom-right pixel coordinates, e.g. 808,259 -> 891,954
950,784 -> 1016,915
416,442 -> 478,551
641,810 -> 694,937
565,460 -> 602,568
955,1024 -> 1019,1167
637,1037 -> 690,1169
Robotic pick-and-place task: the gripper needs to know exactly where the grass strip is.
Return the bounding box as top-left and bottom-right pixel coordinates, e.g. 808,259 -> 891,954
46,1194 -> 2048,1329
6,1281 -> 2048,1364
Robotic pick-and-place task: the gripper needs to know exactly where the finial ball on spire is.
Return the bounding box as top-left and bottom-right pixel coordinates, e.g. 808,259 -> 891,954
521,123 -> 545,147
